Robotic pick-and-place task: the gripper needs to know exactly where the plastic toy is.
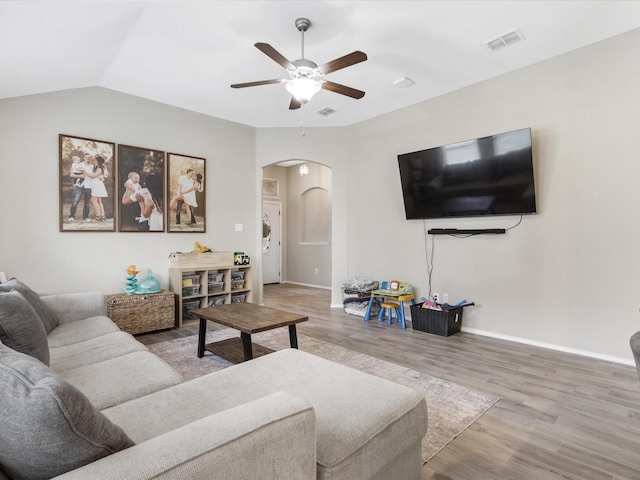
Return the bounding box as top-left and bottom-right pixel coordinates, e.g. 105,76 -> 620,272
194,241 -> 211,253
123,265 -> 139,295
126,265 -> 139,275
135,268 -> 161,294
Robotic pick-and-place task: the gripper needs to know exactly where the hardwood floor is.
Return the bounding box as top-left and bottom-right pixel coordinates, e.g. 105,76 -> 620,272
137,283 -> 640,480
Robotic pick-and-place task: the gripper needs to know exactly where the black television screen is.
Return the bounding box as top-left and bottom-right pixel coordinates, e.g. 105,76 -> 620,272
397,127 -> 536,220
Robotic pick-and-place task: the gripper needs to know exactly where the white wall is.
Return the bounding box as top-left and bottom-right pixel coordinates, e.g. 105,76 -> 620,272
257,28 -> 640,364
285,162 -> 332,287
0,87 -> 256,296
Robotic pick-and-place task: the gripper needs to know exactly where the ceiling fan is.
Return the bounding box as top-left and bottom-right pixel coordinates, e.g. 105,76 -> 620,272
230,17 -> 367,110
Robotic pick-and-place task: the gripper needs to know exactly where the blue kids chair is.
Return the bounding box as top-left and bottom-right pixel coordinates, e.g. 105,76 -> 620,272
376,281 -> 415,328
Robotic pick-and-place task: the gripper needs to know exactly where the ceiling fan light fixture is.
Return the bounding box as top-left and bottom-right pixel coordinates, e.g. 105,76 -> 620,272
232,17 -> 366,110
286,77 -> 322,103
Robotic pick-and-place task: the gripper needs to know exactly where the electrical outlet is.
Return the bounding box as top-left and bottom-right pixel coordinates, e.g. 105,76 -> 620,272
443,293 -> 449,303
433,292 -> 439,302
314,268 -> 319,275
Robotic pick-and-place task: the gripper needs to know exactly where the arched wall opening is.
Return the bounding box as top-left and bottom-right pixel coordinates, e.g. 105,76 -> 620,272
254,127 -> 349,309
260,160 -> 332,293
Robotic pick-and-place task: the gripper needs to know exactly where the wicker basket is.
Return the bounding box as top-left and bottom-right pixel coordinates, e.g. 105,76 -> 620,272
106,290 -> 175,334
410,303 -> 463,337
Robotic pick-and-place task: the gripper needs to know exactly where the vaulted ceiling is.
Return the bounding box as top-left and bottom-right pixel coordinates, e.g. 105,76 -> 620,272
2,1 -> 640,128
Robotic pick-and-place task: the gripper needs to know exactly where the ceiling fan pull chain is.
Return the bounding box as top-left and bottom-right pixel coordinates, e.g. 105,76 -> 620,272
300,107 -> 306,137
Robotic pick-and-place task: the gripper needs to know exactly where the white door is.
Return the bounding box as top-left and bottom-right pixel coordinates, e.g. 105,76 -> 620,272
262,202 -> 281,284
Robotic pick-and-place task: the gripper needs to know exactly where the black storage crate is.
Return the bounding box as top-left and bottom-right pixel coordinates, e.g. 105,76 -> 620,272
410,303 -> 463,337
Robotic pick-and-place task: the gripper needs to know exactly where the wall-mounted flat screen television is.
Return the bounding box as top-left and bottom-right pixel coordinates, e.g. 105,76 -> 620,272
397,127 -> 536,220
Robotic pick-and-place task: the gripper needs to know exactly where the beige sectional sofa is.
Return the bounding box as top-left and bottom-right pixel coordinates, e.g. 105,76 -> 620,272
0,279 -> 428,480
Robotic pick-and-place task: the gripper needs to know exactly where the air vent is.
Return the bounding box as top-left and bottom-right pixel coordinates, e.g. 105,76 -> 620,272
316,107 -> 336,116
483,28 -> 525,51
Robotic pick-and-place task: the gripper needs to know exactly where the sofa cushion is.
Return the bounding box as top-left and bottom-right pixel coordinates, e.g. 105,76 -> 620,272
59,351 -> 183,410
47,315 -> 121,349
40,292 -> 107,325
0,290 -> 50,365
0,343 -> 134,480
49,331 -> 148,373
0,278 -> 59,333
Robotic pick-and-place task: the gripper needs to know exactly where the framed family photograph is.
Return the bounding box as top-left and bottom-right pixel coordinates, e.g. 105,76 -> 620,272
118,145 -> 166,232
167,153 -> 206,233
59,134 -> 116,232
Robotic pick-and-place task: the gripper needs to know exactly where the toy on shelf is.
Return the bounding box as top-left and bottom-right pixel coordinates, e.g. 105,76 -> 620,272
234,252 -> 250,265
136,268 -> 161,294
123,266 -> 162,295
123,265 -> 139,295
194,241 -> 211,253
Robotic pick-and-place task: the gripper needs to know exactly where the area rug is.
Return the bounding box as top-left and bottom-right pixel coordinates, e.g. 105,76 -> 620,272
148,328 -> 499,463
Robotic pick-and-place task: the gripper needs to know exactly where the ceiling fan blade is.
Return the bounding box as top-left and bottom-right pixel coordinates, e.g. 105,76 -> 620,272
230,79 -> 284,89
318,51 -> 367,74
255,43 -> 295,70
321,81 -> 365,99
289,97 -> 302,110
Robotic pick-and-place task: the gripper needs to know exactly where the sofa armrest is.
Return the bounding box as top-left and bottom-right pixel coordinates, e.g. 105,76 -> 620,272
52,392 -> 317,480
40,292 -> 107,324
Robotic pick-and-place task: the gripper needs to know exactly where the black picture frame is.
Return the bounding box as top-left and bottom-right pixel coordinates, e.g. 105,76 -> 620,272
118,144 -> 166,232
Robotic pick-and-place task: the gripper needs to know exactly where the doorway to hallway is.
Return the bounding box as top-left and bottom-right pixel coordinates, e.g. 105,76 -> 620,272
262,201 -> 281,284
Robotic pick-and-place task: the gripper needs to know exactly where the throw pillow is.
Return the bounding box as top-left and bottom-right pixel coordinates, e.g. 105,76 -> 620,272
0,343 -> 135,480
0,290 -> 50,365
0,278 -> 59,333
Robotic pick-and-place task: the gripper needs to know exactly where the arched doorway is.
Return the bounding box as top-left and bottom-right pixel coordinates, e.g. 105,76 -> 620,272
261,160 -> 332,288
262,201 -> 281,284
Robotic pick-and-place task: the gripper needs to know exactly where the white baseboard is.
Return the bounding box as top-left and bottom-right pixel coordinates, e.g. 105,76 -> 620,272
282,281 -> 332,290
461,326 -> 634,366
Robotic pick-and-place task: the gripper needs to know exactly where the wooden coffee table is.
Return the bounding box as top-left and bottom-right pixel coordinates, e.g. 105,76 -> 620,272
191,303 -> 308,363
